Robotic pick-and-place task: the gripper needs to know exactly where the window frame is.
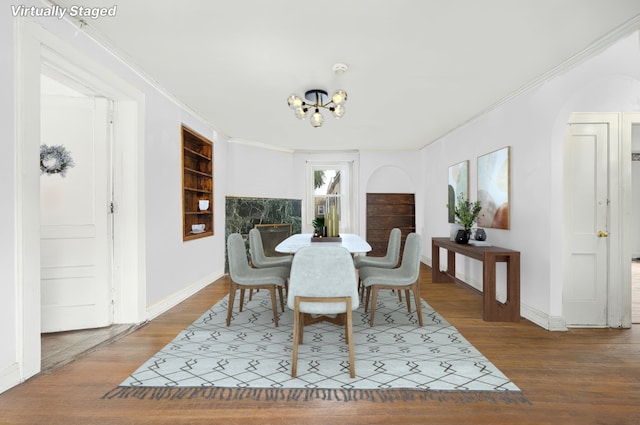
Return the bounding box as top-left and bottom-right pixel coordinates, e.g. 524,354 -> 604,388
306,161 -> 353,233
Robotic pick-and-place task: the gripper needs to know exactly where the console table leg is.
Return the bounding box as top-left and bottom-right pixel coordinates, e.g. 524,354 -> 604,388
482,254 -> 498,321
432,240 -> 454,283
483,253 -> 521,322
506,254 -> 521,322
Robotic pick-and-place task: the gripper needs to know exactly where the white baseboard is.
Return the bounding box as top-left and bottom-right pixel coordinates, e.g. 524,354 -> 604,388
0,363 -> 22,395
423,256 -> 567,331
521,303 -> 567,331
146,270 -> 224,321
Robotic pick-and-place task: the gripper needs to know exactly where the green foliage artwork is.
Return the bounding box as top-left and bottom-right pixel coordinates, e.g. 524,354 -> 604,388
224,197 -> 302,271
225,197 -> 301,236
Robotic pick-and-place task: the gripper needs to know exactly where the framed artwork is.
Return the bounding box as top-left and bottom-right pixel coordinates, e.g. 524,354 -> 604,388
447,160 -> 469,223
477,146 -> 510,229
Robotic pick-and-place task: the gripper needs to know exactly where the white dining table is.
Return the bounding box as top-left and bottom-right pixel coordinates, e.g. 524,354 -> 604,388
275,233 -> 372,254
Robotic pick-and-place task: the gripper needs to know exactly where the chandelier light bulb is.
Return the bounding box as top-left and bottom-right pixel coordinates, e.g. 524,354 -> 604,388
310,110 -> 324,127
331,90 -> 347,105
295,107 -> 307,119
332,104 -> 345,118
287,94 -> 303,109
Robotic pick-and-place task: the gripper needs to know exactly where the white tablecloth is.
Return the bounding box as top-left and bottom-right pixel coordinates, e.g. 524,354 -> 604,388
275,233 -> 372,254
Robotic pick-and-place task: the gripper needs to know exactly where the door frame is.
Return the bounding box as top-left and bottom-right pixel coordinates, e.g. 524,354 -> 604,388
564,112 -> 639,328
15,18 -> 146,378
621,113 -> 640,326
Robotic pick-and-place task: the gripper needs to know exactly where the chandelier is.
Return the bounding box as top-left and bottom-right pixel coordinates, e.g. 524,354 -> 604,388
286,89 -> 348,128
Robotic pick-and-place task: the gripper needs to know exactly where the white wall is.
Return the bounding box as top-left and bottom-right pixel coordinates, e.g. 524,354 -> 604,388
421,31 -> 640,328
142,91 -> 224,308
225,142 -> 297,199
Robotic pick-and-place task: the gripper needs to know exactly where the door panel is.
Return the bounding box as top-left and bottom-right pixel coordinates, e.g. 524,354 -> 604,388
40,96 -> 112,332
366,193 -> 415,257
564,122 -> 609,326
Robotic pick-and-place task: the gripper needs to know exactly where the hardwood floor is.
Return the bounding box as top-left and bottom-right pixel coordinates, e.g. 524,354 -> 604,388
1,264 -> 638,425
41,324 -> 138,372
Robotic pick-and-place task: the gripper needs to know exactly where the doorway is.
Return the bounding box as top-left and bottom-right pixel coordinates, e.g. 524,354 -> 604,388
16,19 -> 146,381
563,113 -> 639,328
366,193 -> 416,258
563,117 -> 612,326
631,122 -> 640,323
40,73 -> 114,333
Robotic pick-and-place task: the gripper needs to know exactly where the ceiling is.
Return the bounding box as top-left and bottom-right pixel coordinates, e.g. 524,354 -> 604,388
51,0 -> 640,152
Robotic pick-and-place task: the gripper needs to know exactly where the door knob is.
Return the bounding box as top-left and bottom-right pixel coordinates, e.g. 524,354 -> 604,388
597,230 -> 609,238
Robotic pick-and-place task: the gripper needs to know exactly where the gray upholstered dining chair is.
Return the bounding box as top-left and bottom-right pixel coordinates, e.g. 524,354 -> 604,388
226,233 -> 289,327
358,232 -> 423,327
353,227 -> 401,269
248,228 -> 293,300
287,246 -> 359,378
354,228 -> 401,302
249,228 -> 293,270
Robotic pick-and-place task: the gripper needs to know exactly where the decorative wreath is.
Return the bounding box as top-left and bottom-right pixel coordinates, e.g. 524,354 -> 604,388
40,144 -> 75,177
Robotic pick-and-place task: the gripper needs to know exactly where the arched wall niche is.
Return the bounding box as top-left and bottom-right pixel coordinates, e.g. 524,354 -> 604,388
366,165 -> 414,193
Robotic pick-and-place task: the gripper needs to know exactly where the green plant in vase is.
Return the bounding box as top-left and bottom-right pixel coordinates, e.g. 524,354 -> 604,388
447,193 -> 482,243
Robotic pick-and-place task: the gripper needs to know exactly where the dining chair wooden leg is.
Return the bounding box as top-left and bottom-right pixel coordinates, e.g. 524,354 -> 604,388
291,297 -> 300,378
298,311 -> 305,344
369,287 -> 380,327
404,289 -> 411,312
239,288 -> 246,312
277,286 -> 285,312
413,284 -> 424,326
364,287 -> 372,313
342,300 -> 350,345
226,281 -> 237,326
268,286 -> 279,327
346,298 -> 355,378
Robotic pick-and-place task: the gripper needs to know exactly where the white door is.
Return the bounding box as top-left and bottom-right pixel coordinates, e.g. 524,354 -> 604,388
564,120 -> 610,326
40,95 -> 113,332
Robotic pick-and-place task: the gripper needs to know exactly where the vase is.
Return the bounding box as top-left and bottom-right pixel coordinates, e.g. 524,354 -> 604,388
449,224 -> 463,241
455,229 -> 471,244
327,205 -> 339,237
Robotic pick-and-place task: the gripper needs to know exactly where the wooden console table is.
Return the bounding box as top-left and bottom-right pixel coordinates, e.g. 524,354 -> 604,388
431,237 -> 520,322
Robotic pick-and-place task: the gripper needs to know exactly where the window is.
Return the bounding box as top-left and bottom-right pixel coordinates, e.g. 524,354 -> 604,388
306,161 -> 352,233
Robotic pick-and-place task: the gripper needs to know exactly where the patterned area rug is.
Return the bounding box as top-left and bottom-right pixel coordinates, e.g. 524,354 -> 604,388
104,290 -> 527,404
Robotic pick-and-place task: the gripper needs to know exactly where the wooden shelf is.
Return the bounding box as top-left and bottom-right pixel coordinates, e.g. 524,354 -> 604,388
181,125 -> 213,241
184,167 -> 211,177
184,187 -> 211,194
366,193 -> 415,257
183,146 -> 211,160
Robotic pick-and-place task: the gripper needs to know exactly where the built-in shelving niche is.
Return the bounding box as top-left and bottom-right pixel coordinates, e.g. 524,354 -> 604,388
182,125 -> 213,241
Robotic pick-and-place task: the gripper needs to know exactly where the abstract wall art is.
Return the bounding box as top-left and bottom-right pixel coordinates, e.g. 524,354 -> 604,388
448,160 -> 469,223
477,147 -> 510,229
